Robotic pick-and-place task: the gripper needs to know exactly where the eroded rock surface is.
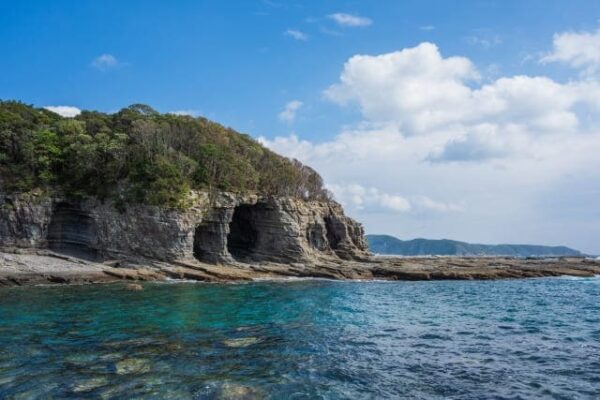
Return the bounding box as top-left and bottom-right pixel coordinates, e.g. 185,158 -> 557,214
2,192 -> 598,287
1,249 -> 599,287
0,191 -> 369,265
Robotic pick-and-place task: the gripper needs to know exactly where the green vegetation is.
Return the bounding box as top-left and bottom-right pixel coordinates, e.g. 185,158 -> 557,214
0,101 -> 330,207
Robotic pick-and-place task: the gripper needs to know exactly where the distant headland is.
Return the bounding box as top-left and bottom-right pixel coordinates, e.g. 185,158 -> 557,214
366,235 -> 583,257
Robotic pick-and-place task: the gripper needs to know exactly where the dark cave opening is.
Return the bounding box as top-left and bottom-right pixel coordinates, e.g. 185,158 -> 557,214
307,223 -> 327,251
325,216 -> 341,250
47,203 -> 98,260
193,221 -> 222,264
193,224 -> 209,262
227,204 -> 261,261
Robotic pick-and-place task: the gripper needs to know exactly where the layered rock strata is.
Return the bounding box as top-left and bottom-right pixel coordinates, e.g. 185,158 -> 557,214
3,192 -> 598,287
1,249 -> 599,287
0,192 -> 369,265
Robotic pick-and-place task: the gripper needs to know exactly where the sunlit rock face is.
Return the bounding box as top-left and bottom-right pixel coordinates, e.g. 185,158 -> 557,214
0,192 -> 369,265
189,193 -> 369,264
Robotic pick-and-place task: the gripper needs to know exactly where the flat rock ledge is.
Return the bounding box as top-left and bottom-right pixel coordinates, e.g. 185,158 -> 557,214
1,249 -> 599,287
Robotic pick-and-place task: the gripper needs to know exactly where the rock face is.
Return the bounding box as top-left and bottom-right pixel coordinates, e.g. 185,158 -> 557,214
0,192 -> 369,265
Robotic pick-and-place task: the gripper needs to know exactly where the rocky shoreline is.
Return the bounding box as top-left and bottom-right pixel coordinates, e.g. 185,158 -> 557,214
2,192 -> 599,287
1,249 -> 599,287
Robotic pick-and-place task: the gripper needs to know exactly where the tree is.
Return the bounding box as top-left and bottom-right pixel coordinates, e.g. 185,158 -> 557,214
0,101 -> 332,207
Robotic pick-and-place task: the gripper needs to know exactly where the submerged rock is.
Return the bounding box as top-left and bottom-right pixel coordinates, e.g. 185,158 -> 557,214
126,283 -> 143,291
222,337 -> 262,348
72,376 -> 109,393
98,352 -> 124,363
115,358 -> 152,375
103,337 -> 162,348
64,353 -> 99,366
0,375 -> 16,386
218,383 -> 265,400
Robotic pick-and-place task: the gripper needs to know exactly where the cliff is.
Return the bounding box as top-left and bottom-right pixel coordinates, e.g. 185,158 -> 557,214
0,192 -> 369,266
2,193 -> 600,286
0,101 -> 374,283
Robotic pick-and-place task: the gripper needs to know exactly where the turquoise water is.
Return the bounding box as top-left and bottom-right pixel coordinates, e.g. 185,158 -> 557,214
0,277 -> 599,399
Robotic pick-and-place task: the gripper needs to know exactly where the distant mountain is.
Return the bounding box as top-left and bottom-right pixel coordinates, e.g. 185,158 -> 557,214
366,235 -> 583,257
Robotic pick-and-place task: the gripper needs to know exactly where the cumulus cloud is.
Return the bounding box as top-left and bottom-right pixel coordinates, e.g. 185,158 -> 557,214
285,29 -> 308,41
325,183 -> 464,214
278,100 -> 303,123
44,106 -> 81,118
262,122 -> 600,251
324,42 -> 600,161
328,13 -> 372,27
91,54 -> 120,71
324,43 -> 479,133
262,37 -> 600,252
427,130 -> 510,163
327,184 -> 411,212
541,27 -> 600,74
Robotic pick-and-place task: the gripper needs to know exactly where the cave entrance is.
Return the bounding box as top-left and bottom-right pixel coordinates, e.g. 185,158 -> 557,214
325,216 -> 341,250
47,203 -> 98,260
227,204 -> 262,261
193,221 -> 224,264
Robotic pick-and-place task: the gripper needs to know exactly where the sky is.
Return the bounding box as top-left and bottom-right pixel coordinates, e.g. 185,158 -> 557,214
2,0 -> 600,253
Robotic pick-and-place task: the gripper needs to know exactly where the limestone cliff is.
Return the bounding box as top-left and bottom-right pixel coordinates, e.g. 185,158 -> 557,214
0,192 -> 369,265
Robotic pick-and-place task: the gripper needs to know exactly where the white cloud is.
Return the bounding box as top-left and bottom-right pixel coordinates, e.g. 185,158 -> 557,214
278,100 -> 303,123
44,106 -> 81,118
420,25 -> 435,31
91,54 -> 119,71
327,184 -> 411,212
328,13 -> 372,27
426,124 -> 513,163
324,42 -> 600,158
412,196 -> 464,213
324,43 -> 479,133
262,122 -> 600,251
541,27 -> 600,74
259,126 -> 470,215
326,185 -> 464,214
168,110 -> 199,117
262,39 -> 600,253
465,34 -> 502,49
285,29 -> 308,41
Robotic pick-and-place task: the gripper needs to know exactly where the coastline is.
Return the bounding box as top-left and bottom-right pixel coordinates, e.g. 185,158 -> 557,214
2,248 -> 599,287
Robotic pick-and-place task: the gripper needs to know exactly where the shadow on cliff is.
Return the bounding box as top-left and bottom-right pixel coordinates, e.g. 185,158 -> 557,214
47,202 -> 99,261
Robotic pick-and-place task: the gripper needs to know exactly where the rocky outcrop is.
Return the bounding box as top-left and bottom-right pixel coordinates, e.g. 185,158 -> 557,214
0,191 -> 369,265
1,248 -> 599,287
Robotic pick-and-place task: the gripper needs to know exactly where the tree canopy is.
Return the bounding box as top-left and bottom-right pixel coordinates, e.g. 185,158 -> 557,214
0,101 -> 331,207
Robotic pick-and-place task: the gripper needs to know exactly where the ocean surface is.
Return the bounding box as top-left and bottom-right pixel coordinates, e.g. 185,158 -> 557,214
0,277 -> 599,399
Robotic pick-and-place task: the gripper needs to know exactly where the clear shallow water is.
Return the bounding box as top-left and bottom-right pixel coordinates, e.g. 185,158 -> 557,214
0,278 -> 599,399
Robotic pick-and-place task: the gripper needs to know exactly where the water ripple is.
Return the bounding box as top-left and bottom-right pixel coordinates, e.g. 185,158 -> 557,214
0,278 -> 599,399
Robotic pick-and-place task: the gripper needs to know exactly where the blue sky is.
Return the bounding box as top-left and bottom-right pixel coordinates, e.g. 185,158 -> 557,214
2,1 -> 600,253
2,0 -> 599,138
